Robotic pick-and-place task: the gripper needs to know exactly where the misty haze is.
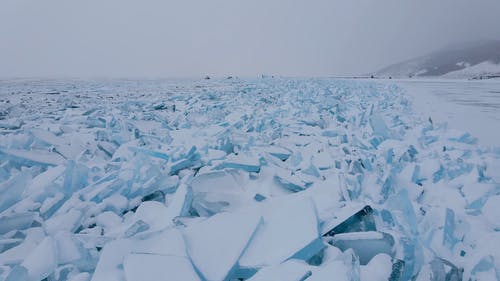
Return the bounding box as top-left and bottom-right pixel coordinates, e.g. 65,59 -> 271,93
1,1 -> 500,281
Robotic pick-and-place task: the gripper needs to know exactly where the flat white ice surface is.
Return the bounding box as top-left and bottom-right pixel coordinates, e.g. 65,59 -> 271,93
387,78 -> 500,147
123,254 -> 200,281
239,196 -> 319,268
183,210 -> 262,281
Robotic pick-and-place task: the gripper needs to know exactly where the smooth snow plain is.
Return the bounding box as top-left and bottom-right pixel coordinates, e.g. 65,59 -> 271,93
390,78 -> 500,148
0,78 -> 499,281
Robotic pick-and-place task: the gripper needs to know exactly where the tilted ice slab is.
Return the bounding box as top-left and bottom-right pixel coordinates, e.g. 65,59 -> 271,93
182,210 -> 262,281
92,228 -> 192,281
239,195 -> 321,269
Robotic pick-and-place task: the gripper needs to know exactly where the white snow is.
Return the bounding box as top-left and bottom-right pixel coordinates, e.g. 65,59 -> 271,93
444,61 -> 500,79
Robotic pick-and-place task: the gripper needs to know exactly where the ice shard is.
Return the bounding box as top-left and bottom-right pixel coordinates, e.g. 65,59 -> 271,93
429,258 -> 463,281
443,208 -> 460,250
63,161 -> 89,195
0,172 -> 31,213
220,155 -> 261,173
322,205 -> 376,237
0,148 -> 65,166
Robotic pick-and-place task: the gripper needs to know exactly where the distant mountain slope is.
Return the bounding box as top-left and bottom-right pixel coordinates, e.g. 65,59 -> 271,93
376,40 -> 500,78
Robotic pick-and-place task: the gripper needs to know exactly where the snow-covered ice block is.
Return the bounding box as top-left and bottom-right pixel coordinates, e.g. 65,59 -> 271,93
308,257 -> 358,281
92,228 -> 189,281
183,210 -> 262,281
63,161 -> 89,195
247,259 -> 311,281
360,253 -> 393,281
0,237 -> 23,254
68,272 -> 91,281
169,146 -> 200,175
190,171 -> 249,216
0,212 -> 36,235
239,196 -> 321,269
0,118 -> 22,130
131,228 -> 186,256
203,148 -> 227,163
0,148 -> 65,166
23,165 -> 65,198
220,154 -> 261,173
30,128 -> 84,159
327,231 -> 395,265
124,254 -> 200,281
128,146 -> 169,160
44,209 -> 82,235
124,201 -> 172,235
19,236 -> 57,281
161,183 -> 192,223
54,232 -> 94,270
301,164 -> 321,178
124,220 -> 149,237
91,239 -> 132,281
4,265 -> 29,281
101,194 -> 129,214
370,114 -> 391,139
0,227 -> 45,265
0,172 -> 31,213
312,152 -> 334,170
386,189 -> 418,236
190,171 -> 241,193
274,170 -> 307,192
95,211 -> 122,233
265,146 -> 291,161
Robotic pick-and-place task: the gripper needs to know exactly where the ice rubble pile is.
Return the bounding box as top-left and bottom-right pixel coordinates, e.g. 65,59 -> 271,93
0,78 -> 499,281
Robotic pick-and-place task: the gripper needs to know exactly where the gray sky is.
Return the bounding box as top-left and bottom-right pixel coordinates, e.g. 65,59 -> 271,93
1,0 -> 500,78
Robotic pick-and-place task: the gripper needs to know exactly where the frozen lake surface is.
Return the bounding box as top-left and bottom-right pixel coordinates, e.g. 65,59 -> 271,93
0,78 -> 499,281
390,79 -> 500,147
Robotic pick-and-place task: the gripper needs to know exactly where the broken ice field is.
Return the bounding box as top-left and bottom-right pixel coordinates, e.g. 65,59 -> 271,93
0,78 -> 499,280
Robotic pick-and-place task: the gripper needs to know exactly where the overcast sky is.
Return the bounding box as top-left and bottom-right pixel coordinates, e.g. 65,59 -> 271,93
1,0 -> 500,78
